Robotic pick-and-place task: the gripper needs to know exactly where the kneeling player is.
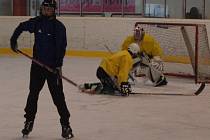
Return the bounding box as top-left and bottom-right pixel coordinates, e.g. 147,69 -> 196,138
79,43 -> 140,96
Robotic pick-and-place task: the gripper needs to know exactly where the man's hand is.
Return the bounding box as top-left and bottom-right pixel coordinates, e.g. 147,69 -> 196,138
10,39 -> 18,53
56,67 -> 62,77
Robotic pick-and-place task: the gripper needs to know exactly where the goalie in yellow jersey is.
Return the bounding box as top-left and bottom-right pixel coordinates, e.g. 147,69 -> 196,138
121,23 -> 167,87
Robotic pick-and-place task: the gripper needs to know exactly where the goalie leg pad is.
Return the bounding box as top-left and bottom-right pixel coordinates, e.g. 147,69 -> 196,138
134,53 -> 151,76
145,64 -> 167,87
151,61 -> 164,73
134,65 -> 147,77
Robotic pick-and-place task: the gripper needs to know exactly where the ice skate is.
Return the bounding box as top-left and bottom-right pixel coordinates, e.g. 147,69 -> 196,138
78,82 -> 102,94
61,125 -> 74,139
154,76 -> 168,87
22,121 -> 34,138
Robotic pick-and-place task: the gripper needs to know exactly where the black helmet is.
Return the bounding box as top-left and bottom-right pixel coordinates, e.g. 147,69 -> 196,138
41,0 -> 57,9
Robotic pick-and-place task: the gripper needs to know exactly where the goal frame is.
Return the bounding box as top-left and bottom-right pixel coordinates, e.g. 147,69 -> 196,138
135,21 -> 210,84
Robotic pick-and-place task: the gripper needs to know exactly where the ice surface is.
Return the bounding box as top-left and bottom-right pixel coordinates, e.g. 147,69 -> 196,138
0,56 -> 210,140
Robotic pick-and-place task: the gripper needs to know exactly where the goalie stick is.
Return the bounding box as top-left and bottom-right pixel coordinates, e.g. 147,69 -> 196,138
130,92 -> 193,96
76,81 -> 205,96
17,49 -> 78,87
131,82 -> 205,96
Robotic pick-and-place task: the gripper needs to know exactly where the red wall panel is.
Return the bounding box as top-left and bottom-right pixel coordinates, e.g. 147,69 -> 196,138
13,0 -> 27,16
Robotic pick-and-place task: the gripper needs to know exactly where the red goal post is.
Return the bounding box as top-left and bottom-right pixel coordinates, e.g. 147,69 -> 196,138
135,21 -> 210,84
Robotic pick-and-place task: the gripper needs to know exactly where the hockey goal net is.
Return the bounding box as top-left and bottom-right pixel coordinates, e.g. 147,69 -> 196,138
135,21 -> 210,84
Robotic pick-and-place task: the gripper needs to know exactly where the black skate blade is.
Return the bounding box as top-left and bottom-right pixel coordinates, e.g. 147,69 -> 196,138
70,133 -> 74,139
22,130 -> 30,139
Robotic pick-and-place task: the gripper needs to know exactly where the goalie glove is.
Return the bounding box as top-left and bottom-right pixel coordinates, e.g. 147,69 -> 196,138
153,56 -> 162,62
120,82 -> 131,96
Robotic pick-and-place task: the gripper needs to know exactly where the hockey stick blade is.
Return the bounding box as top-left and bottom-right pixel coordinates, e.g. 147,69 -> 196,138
194,83 -> 205,95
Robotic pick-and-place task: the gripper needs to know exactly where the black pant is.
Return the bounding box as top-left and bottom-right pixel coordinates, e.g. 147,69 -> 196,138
24,64 -> 70,126
96,67 -> 118,91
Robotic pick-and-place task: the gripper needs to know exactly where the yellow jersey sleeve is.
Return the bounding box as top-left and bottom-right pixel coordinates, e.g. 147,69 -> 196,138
121,36 -> 135,51
99,51 -> 133,86
140,34 -> 163,57
117,54 -> 133,85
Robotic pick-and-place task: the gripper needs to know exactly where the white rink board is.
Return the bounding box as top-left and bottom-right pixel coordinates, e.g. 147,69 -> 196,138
0,17 -> 210,52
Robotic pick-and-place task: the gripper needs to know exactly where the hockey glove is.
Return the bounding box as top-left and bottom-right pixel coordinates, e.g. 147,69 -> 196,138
153,56 -> 162,62
56,67 -> 62,75
10,39 -> 18,53
120,82 -> 131,96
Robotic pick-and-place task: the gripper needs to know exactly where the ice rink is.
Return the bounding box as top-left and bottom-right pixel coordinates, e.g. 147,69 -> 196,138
0,56 -> 210,140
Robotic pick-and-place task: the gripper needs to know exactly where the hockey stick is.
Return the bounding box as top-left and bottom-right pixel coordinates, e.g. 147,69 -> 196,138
131,82 -> 205,96
104,44 -> 113,55
130,92 -> 195,96
17,49 -> 78,87
194,82 -> 205,95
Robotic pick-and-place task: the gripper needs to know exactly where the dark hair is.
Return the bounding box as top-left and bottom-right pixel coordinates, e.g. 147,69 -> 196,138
186,7 -> 202,19
41,0 -> 57,9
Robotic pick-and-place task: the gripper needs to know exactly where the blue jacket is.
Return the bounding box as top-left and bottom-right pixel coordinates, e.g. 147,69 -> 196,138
10,16 -> 67,68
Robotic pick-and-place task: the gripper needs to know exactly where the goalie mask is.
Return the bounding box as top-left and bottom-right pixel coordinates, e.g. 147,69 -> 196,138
40,0 -> 57,17
128,43 -> 140,58
134,23 -> 145,41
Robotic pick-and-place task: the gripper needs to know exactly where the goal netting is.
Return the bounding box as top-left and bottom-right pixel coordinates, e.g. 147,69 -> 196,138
135,21 -> 210,84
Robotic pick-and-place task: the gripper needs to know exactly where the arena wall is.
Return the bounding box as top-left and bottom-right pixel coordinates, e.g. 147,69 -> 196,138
0,16 -> 210,63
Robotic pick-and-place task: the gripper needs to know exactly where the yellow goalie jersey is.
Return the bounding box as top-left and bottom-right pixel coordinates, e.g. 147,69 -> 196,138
99,50 -> 133,86
121,34 -> 163,57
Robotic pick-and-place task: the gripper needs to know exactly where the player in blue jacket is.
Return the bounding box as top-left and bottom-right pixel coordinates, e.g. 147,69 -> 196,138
10,0 -> 73,139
